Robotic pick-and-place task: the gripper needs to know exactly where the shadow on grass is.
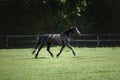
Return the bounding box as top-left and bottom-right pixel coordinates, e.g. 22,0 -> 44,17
34,57 -> 50,59
11,57 -> 50,60
71,56 -> 86,59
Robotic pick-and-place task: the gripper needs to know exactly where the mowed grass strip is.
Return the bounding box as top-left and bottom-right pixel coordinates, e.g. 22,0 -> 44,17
0,47 -> 120,80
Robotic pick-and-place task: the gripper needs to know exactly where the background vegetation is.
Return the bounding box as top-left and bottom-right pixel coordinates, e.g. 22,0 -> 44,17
0,0 -> 120,34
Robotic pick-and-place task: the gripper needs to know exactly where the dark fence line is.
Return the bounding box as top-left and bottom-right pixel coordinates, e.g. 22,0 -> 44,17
0,34 -> 120,48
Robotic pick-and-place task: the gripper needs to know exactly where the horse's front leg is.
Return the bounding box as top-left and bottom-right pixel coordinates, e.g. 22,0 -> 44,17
56,45 -> 65,58
35,44 -> 43,58
32,39 -> 41,54
67,44 -> 76,56
46,43 -> 54,57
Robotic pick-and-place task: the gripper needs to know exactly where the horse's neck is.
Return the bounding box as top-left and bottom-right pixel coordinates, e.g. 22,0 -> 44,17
61,29 -> 72,38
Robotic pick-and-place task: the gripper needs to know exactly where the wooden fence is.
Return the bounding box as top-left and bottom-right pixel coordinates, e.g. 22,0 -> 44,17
0,34 -> 120,48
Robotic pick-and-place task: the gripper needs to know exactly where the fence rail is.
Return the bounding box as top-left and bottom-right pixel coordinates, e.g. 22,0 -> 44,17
0,34 -> 120,48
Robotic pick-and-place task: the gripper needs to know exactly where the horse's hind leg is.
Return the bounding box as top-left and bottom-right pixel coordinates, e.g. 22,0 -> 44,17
35,44 -> 43,58
46,43 -> 54,57
32,38 -> 41,54
67,44 -> 76,56
56,45 -> 65,57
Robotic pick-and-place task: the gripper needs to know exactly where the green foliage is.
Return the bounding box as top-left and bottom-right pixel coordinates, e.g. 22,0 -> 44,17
83,0 -> 120,33
0,0 -> 120,34
0,47 -> 120,80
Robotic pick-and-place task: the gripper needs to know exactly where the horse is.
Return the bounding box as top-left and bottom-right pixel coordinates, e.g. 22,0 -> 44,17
32,26 -> 81,58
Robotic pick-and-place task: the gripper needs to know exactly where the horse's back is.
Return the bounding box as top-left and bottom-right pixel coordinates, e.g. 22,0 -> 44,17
49,34 -> 62,44
39,34 -> 61,44
39,34 -> 69,45
50,34 -> 69,45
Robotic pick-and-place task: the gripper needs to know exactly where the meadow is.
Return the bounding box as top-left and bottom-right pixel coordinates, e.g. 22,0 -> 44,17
0,47 -> 120,80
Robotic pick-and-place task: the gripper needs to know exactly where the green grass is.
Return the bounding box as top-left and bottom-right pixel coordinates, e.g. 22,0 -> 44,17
0,47 -> 120,80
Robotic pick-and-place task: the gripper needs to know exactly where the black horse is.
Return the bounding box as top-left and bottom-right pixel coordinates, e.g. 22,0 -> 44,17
32,26 -> 81,58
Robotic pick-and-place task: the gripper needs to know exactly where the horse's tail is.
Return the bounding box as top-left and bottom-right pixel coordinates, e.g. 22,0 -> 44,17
32,36 -> 41,54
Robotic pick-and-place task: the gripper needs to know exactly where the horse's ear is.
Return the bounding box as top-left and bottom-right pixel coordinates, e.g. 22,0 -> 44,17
70,26 -> 77,29
73,26 -> 77,28
70,26 -> 76,28
70,26 -> 73,29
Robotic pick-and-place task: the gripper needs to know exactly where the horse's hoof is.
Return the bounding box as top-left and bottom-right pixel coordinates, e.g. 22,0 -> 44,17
35,56 -> 38,59
56,55 -> 59,58
32,51 -> 35,55
51,55 -> 54,58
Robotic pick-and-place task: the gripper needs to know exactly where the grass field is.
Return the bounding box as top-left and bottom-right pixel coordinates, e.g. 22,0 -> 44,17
0,47 -> 120,80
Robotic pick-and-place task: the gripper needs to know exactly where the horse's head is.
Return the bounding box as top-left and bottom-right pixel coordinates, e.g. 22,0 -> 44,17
71,26 -> 81,36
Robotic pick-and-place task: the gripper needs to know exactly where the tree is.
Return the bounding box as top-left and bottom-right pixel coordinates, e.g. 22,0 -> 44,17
0,0 -> 120,34
83,0 -> 120,33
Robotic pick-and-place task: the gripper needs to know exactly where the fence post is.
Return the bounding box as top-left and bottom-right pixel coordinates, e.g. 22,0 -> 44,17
6,35 -> 8,48
97,36 -> 100,46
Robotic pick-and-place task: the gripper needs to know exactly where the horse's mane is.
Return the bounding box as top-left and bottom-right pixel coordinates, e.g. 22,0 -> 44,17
61,27 -> 76,35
